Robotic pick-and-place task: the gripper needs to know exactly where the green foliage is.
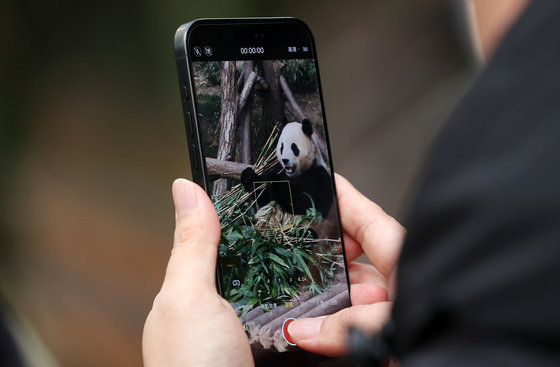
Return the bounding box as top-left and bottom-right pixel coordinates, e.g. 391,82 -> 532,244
216,189 -> 338,315
195,94 -> 221,160
200,61 -> 221,86
281,59 -> 317,92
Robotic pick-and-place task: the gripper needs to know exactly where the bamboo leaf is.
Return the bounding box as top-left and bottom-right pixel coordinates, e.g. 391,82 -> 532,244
268,253 -> 289,268
294,250 -> 315,282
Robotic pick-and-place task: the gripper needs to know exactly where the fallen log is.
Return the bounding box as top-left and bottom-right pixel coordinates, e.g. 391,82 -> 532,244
253,282 -> 349,350
241,290 -> 314,325
241,264 -> 347,325
271,290 -> 351,351
205,157 -> 251,180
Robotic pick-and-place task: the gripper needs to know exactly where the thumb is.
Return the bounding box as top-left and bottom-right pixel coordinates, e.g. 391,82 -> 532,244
161,179 -> 221,294
287,302 -> 392,356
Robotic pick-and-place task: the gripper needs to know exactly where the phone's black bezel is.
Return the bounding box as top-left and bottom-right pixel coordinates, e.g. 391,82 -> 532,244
174,17 -> 351,310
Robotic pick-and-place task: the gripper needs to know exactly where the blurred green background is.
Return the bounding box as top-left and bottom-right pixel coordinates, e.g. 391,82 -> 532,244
1,0 -> 475,365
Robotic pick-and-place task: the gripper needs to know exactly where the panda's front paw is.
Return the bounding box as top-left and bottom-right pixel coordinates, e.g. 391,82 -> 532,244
241,167 -> 257,191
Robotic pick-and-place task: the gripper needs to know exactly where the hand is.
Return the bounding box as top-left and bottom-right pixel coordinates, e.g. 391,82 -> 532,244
287,173 -> 406,356
143,179 -> 254,367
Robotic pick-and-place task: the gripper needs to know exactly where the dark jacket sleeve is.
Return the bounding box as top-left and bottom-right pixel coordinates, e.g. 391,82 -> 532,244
392,1 -> 560,365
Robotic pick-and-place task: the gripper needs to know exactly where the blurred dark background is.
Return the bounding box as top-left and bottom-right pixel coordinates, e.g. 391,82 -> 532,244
1,0 -> 476,365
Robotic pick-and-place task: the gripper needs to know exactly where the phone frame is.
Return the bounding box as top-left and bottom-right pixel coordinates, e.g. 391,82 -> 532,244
174,18 -> 351,352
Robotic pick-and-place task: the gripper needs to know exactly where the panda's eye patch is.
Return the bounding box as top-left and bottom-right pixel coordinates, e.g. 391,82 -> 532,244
291,143 -> 300,156
280,143 -> 284,154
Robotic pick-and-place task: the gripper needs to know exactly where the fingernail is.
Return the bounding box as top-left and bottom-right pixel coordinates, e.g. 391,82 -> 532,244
287,316 -> 325,341
173,179 -> 198,217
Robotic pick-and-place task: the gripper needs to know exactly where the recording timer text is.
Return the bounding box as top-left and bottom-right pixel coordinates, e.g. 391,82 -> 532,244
240,47 -> 265,55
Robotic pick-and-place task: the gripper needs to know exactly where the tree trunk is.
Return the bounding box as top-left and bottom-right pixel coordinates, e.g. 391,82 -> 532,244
213,61 -> 238,196
206,157 -> 250,180
238,61 -> 256,164
260,60 -> 285,128
239,103 -> 253,164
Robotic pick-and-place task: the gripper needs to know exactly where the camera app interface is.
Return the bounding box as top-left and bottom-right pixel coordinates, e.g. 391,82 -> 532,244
189,28 -> 350,357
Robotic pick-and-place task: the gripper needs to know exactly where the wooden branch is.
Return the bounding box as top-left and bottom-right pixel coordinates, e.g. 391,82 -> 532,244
283,101 -> 299,123
279,75 -> 306,121
238,71 -> 257,112
237,64 -> 247,93
206,157 -> 251,180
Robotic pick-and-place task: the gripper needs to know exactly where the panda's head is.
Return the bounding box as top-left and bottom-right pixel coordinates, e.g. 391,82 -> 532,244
276,119 -> 318,177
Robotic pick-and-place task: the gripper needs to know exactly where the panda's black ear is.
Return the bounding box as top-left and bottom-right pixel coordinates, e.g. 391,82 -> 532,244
302,119 -> 313,137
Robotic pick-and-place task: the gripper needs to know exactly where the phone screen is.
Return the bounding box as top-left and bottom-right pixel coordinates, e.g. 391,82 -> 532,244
178,19 -> 351,366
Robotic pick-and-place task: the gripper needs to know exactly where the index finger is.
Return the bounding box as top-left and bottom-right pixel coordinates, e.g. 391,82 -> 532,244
335,173 -> 405,279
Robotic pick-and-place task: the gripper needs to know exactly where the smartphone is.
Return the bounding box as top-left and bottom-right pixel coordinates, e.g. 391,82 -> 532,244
174,18 -> 351,366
